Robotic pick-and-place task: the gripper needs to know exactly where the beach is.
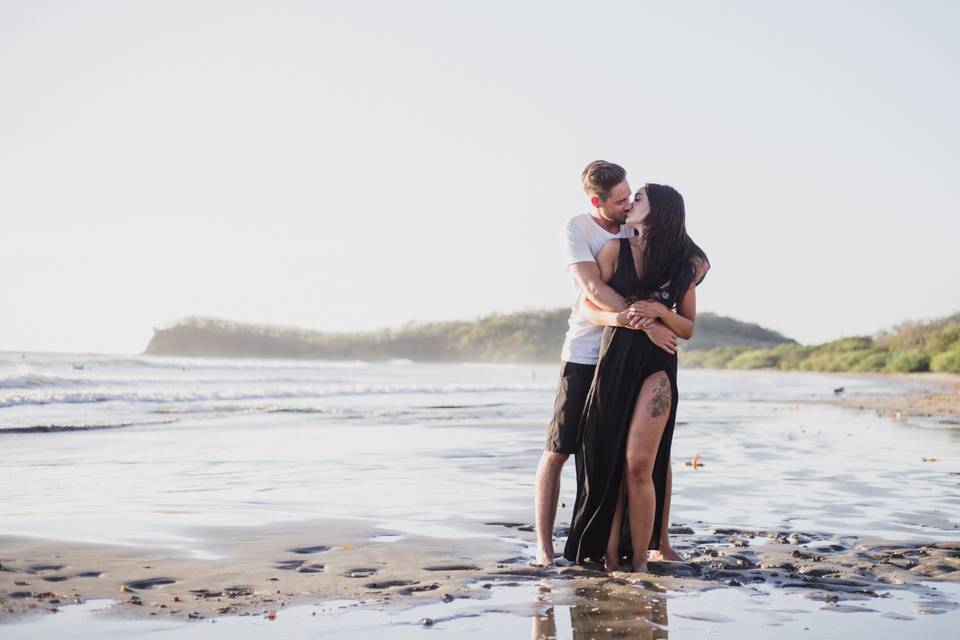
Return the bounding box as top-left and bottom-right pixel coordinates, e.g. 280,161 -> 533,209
1,353 -> 958,638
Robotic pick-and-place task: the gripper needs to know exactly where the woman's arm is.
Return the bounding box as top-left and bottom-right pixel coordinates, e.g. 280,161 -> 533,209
582,298 -> 680,353
631,260 -> 709,339
633,291 -> 696,339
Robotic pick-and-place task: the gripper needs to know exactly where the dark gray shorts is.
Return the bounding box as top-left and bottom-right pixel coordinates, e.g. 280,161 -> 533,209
544,361 -> 596,454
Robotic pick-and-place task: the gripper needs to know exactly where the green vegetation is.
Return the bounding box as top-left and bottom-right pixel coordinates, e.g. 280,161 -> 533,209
679,314 -> 960,374
145,309 -> 793,364
145,309 -> 959,373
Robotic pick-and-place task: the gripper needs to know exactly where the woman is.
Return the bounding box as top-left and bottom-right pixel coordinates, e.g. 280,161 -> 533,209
563,183 -> 709,572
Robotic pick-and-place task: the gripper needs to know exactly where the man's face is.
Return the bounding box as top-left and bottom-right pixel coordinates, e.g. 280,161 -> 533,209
595,181 -> 632,225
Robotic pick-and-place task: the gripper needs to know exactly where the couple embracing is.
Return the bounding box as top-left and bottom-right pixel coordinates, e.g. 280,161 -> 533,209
535,160 -> 709,573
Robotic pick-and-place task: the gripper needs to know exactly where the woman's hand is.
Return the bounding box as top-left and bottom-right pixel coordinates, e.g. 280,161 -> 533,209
643,322 -> 679,354
616,308 -> 643,328
631,300 -> 668,320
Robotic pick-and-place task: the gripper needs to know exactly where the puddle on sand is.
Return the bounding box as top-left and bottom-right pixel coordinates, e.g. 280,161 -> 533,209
7,578 -> 960,639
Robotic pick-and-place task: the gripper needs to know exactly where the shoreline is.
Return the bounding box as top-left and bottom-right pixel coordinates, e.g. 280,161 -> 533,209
827,371 -> 960,419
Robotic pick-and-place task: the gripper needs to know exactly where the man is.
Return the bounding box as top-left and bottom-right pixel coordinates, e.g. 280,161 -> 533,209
534,160 -> 679,565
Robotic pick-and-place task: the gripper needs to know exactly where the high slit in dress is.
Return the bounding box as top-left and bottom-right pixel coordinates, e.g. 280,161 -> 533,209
563,238 -> 680,563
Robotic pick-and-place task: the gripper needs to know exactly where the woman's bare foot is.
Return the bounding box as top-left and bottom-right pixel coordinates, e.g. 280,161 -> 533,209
648,544 -> 683,562
535,545 -> 555,566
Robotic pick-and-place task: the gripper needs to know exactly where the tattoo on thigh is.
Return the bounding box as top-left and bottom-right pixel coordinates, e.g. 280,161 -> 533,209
647,376 -> 672,418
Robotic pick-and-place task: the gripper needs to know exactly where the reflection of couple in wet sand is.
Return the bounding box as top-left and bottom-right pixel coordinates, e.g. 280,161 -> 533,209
535,160 -> 709,573
532,582 -> 668,639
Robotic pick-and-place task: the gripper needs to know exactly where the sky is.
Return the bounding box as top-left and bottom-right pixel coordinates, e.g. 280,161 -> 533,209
2,0 -> 958,354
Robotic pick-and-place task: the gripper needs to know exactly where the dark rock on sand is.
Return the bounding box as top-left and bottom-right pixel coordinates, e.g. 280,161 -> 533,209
295,564 -> 324,574
364,580 -> 418,590
288,545 -> 330,555
398,583 -> 440,595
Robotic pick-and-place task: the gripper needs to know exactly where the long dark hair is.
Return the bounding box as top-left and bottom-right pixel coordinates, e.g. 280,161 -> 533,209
633,183 -> 708,307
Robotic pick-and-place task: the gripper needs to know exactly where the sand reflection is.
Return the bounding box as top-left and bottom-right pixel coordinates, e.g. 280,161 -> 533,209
532,581 -> 668,639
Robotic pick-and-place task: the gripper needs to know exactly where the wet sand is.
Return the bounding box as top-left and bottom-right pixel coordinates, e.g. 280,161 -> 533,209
3,519 -> 959,634
830,372 -> 960,422
3,368 -> 959,637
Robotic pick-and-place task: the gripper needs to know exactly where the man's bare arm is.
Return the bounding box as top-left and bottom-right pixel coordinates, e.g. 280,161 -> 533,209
581,298 -> 679,354
581,297 -> 631,327
568,261 -> 626,312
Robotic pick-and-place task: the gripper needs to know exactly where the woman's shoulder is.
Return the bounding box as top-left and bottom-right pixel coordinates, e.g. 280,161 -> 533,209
598,237 -> 623,260
597,238 -> 622,264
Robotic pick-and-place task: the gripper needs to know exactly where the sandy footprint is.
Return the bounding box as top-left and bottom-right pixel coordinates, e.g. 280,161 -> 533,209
27,564 -> 64,574
122,578 -> 176,590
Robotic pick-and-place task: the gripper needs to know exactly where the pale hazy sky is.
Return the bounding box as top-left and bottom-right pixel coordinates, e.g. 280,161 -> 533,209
3,1 -> 958,354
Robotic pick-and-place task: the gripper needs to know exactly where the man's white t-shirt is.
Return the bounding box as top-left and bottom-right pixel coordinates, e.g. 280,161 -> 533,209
559,214 -> 633,365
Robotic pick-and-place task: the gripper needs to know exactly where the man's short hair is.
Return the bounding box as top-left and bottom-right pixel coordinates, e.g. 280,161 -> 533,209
581,160 -> 627,201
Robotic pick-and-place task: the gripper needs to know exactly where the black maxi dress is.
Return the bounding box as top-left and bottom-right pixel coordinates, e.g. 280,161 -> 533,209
563,238 -> 680,564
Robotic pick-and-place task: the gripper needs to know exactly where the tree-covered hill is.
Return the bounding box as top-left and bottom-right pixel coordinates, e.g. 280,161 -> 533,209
144,309 -> 794,363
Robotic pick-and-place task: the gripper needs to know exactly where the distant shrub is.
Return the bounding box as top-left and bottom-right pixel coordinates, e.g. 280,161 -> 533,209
702,346 -> 750,369
925,324 -> 960,355
931,346 -> 960,373
772,344 -> 815,370
727,349 -> 780,369
679,349 -> 709,368
799,349 -> 877,372
817,336 -> 875,353
882,323 -> 930,350
848,348 -> 889,372
884,348 -> 931,373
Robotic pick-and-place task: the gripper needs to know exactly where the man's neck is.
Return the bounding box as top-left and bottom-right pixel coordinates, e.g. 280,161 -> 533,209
589,211 -> 621,234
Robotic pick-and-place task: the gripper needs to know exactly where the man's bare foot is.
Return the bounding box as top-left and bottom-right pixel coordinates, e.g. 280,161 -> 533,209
535,547 -> 555,566
604,556 -> 620,573
649,545 -> 683,562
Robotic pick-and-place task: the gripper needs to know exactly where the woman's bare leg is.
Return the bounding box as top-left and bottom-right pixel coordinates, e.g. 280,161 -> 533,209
650,463 -> 683,561
623,372 -> 672,572
604,475 -> 626,573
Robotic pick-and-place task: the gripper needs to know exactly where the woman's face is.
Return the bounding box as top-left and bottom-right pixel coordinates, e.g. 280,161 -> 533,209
626,186 -> 650,226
